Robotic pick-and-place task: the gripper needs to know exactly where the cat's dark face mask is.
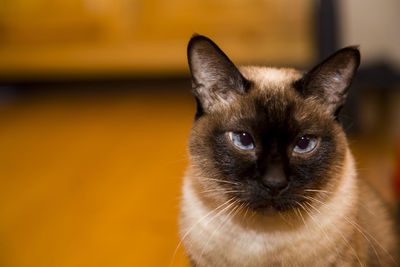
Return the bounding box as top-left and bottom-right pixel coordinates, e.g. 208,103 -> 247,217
195,92 -> 346,215
187,35 -> 360,215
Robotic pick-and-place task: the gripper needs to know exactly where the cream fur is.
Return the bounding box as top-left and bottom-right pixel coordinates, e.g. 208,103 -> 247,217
239,66 -> 302,92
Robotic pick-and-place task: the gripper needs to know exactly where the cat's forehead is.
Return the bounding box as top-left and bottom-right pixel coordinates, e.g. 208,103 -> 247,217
236,66 -> 320,123
211,67 -> 328,130
239,66 -> 303,93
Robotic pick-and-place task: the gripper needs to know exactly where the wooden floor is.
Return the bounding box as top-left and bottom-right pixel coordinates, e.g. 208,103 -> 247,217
0,88 -> 397,266
0,90 -> 193,267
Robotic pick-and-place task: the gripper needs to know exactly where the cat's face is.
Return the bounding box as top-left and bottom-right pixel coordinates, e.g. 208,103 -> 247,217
187,35 -> 360,215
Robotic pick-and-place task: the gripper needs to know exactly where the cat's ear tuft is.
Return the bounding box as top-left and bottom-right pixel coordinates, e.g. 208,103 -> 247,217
295,46 -> 360,116
187,34 -> 250,113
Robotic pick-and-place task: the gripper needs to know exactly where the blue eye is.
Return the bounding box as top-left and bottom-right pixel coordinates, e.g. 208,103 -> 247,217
293,135 -> 318,154
228,132 -> 255,150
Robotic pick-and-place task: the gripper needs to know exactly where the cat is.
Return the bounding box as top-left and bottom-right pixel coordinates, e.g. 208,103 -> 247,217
178,34 -> 398,267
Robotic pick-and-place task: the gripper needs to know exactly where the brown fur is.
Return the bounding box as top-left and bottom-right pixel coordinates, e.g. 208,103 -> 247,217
179,36 -> 398,266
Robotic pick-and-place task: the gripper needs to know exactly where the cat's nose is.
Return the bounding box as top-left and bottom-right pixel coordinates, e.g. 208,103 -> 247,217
262,177 -> 288,195
261,165 -> 288,195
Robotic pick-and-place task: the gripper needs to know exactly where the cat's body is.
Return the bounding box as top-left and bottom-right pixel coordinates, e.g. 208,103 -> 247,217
179,35 -> 398,266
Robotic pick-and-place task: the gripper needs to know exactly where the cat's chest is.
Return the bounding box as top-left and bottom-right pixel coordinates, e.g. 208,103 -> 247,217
183,216 -> 335,266
187,219 -> 303,266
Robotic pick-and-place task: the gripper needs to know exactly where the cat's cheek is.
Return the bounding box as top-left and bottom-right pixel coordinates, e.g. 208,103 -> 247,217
212,140 -> 256,180
288,156 -> 331,188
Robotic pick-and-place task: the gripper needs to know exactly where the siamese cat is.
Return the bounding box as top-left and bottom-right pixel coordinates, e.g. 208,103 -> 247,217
179,34 -> 398,266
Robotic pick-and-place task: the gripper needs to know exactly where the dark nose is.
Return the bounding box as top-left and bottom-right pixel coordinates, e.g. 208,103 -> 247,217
261,165 -> 288,195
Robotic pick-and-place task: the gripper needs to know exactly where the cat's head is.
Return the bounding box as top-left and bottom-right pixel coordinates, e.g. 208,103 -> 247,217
187,34 -> 360,216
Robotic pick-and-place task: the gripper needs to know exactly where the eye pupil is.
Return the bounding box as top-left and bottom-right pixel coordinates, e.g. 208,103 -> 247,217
239,132 -> 253,146
293,135 -> 318,154
228,131 -> 255,150
297,136 -> 310,149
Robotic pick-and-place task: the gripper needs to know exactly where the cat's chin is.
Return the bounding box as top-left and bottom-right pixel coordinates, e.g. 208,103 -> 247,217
257,206 -> 279,216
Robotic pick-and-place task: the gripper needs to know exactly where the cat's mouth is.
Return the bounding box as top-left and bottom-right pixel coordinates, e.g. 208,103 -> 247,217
246,197 -> 297,216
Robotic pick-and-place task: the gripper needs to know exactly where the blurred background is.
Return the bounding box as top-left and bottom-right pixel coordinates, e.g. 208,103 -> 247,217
0,0 -> 399,266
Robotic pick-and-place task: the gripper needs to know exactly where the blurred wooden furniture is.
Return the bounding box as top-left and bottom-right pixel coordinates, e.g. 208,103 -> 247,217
0,0 -> 314,80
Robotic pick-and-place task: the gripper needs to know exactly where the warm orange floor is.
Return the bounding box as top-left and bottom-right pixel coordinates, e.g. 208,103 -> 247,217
0,91 -> 193,267
0,89 -> 397,267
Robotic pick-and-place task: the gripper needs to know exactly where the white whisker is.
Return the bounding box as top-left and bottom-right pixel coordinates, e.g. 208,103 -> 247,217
293,204 -> 307,227
197,200 -> 241,263
304,189 -> 332,194
200,188 -> 243,194
341,215 -> 396,266
300,201 -> 363,267
303,194 -> 394,265
201,178 -> 241,185
169,197 -> 236,267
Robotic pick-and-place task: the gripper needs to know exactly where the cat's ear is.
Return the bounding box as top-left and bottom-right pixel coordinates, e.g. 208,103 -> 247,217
295,46 -> 360,116
187,34 -> 250,114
